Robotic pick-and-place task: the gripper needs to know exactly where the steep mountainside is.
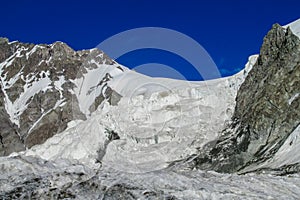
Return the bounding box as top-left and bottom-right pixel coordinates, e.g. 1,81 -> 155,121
0,39 -> 123,156
191,23 -> 300,174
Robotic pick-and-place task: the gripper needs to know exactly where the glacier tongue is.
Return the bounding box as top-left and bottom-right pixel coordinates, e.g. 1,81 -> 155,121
1,155 -> 300,199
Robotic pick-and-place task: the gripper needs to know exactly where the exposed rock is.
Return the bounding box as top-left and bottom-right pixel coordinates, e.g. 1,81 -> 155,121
0,39 -> 122,155
191,24 -> 300,173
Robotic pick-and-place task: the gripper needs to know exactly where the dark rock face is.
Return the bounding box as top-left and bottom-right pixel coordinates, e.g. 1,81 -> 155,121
192,24 -> 300,173
0,38 -> 122,156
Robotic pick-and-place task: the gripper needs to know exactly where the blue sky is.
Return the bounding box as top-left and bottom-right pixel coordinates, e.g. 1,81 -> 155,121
1,0 -> 300,80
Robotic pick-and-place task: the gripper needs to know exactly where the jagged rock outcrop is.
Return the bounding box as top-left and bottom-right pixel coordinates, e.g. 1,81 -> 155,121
0,38 -> 122,156
191,24 -> 300,173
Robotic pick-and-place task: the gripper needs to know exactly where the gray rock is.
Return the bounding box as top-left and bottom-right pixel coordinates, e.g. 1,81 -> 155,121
0,39 -> 122,155
191,24 -> 300,173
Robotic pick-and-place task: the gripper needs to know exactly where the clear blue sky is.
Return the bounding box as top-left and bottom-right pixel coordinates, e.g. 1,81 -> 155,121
1,0 -> 300,80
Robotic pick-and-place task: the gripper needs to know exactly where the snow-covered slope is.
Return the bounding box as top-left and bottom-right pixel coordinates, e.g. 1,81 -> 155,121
20,55 -> 257,172
0,40 -> 127,155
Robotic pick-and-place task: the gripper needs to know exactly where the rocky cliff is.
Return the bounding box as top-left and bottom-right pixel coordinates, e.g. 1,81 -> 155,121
191,24 -> 300,174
